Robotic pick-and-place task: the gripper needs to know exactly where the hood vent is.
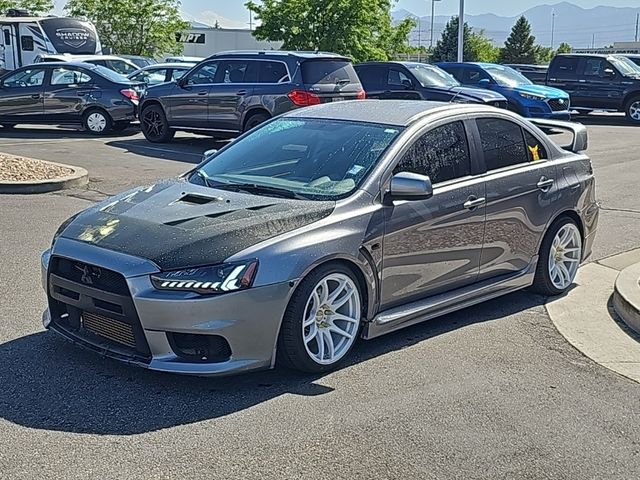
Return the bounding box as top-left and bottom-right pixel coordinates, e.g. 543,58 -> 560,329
176,194 -> 222,205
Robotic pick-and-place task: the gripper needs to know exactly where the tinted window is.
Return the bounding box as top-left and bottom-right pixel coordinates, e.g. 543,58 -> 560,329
524,130 -> 548,162
301,59 -> 359,85
217,60 -> 258,83
551,56 -> 579,75
258,61 -> 289,83
186,61 -> 218,85
355,65 -> 387,90
463,67 -> 492,85
20,35 -> 34,51
170,68 -> 189,81
51,68 -> 92,85
394,121 -> 471,184
105,59 -> 136,75
387,68 -> 412,87
3,30 -> 10,45
3,68 -> 45,88
477,118 -> 528,170
582,58 -> 610,77
133,68 -> 168,85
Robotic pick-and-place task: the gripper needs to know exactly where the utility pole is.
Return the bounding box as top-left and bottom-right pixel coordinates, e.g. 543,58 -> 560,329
551,10 -> 556,49
248,9 -> 253,31
457,0 -> 464,62
430,0 -> 442,50
418,17 -> 421,62
592,33 -> 595,49
635,13 -> 639,42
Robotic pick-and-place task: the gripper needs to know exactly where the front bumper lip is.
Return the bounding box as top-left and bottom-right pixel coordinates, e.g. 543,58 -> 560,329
42,239 -> 296,377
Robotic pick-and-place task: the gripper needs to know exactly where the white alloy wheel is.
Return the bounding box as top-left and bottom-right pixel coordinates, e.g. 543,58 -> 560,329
629,100 -> 640,121
548,223 -> 582,290
302,273 -> 361,365
86,112 -> 107,132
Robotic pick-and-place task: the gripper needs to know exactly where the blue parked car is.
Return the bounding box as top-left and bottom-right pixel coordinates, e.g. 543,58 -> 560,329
437,62 -> 571,120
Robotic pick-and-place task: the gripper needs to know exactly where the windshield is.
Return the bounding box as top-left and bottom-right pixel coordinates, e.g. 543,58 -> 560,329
610,56 -> 640,76
484,65 -> 533,87
193,118 -> 403,200
407,64 -> 459,87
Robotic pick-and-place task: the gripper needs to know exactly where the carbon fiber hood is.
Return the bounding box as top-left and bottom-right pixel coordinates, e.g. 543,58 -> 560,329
59,178 -> 335,270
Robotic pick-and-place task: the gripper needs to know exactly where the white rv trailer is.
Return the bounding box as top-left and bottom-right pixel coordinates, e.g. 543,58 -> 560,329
0,15 -> 101,73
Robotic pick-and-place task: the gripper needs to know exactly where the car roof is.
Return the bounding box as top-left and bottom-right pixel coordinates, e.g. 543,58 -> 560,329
207,50 -> 350,61
137,62 -> 195,70
281,99 -> 487,126
28,61 -> 98,68
356,61 -> 438,68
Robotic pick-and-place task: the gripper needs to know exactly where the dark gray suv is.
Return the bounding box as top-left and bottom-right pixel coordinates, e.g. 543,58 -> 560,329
139,51 -> 365,143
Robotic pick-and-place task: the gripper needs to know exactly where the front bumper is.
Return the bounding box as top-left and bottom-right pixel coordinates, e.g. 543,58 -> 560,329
42,239 -> 295,376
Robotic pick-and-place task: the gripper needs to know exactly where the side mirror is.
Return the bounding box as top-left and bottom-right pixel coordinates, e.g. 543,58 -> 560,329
177,76 -> 189,87
202,149 -> 217,163
478,78 -> 491,86
603,68 -> 615,78
401,79 -> 414,90
388,172 -> 433,201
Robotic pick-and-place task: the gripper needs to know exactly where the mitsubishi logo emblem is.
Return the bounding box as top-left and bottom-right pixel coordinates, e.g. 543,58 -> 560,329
75,263 -> 101,285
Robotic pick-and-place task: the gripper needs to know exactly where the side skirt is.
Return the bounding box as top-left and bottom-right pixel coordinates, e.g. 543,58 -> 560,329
362,256 -> 538,340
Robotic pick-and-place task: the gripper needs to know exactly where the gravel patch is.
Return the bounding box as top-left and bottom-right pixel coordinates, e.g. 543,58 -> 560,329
0,153 -> 73,182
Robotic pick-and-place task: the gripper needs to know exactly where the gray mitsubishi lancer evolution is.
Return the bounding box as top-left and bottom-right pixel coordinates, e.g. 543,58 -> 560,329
41,100 -> 599,375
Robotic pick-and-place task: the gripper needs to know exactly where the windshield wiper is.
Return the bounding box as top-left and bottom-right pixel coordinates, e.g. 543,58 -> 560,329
214,182 -> 308,200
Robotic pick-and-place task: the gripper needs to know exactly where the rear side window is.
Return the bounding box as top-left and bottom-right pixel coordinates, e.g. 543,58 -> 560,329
258,61 -> 289,83
20,35 -> 34,51
355,65 -> 387,90
51,68 -> 93,85
524,130 -> 548,161
301,59 -> 359,85
387,68 -> 412,87
551,57 -> 579,75
394,121 -> 471,184
217,60 -> 259,83
476,118 -> 528,170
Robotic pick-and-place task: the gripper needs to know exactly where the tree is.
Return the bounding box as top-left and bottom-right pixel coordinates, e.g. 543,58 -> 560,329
430,17 -> 497,63
535,45 -> 554,63
245,0 -> 415,62
0,0 -> 53,15
65,0 -> 189,57
499,16 -> 537,64
556,42 -> 572,54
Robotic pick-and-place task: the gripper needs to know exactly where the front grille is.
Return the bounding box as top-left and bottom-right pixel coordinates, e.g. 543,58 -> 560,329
82,311 -> 137,349
51,257 -> 129,295
547,98 -> 569,111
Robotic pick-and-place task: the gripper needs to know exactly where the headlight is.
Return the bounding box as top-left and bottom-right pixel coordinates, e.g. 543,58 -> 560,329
150,260 -> 259,295
52,213 -> 80,247
519,92 -> 545,100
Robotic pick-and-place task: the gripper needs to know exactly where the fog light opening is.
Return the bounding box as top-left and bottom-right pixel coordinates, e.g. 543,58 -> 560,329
168,333 -> 232,363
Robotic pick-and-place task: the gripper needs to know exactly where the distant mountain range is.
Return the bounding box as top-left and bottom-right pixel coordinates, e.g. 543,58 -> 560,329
395,2 -> 640,49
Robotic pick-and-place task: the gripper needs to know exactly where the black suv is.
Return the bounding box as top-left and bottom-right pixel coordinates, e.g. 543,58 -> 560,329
139,51 -> 365,143
354,61 -> 507,108
546,54 -> 640,123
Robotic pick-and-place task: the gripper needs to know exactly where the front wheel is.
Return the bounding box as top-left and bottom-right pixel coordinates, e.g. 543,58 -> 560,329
278,265 -> 362,373
141,104 -> 175,143
531,217 -> 583,296
625,96 -> 640,124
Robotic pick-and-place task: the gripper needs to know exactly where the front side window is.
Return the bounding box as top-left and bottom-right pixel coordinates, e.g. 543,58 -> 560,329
186,61 -> 218,85
134,68 -> 168,85
484,65 -> 533,87
194,118 -> 403,199
51,68 -> 92,86
3,68 -> 45,88
582,58 -> 610,77
407,64 -> 459,87
170,68 -> 189,81
476,118 -> 528,170
106,60 -> 137,75
464,67 -> 492,85
524,130 -> 548,162
394,121 -> 471,184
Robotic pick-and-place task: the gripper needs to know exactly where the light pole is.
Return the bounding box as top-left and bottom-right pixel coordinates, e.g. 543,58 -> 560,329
550,10 -> 556,49
430,0 -> 442,50
457,0 -> 464,62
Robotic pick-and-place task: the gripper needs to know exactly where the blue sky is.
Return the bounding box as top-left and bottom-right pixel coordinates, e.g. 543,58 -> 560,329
181,0 -> 640,24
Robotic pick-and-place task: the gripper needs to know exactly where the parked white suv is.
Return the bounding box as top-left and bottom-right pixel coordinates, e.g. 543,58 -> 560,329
34,54 -> 138,76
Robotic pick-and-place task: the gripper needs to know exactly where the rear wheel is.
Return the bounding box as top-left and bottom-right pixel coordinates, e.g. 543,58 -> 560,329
278,264 -> 362,373
625,96 -> 640,124
531,217 -> 583,296
83,109 -> 112,135
243,112 -> 270,132
141,104 -> 175,143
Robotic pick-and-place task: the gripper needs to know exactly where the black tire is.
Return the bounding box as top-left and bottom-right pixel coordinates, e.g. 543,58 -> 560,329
112,121 -> 131,132
624,96 -> 640,124
82,108 -> 112,135
140,104 -> 175,143
573,109 -> 593,116
243,112 -> 270,132
530,216 -> 582,296
278,263 -> 363,373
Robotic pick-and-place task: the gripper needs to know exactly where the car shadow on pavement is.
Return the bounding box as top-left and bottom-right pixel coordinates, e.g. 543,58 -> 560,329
573,114 -> 637,127
0,291 -> 544,436
0,126 -> 140,140
105,137 -> 231,164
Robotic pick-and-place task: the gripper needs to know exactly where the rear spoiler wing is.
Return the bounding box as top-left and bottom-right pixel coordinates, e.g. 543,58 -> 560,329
528,118 -> 588,153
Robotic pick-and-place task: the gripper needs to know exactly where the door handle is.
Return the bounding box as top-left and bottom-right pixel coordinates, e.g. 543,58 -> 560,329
77,91 -> 88,97
537,177 -> 555,192
197,90 -> 208,96
236,90 -> 247,96
31,94 -> 41,99
463,196 -> 486,210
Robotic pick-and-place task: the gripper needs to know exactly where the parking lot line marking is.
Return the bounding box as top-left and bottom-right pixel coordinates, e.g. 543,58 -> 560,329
108,142 -> 203,157
0,139 -> 103,147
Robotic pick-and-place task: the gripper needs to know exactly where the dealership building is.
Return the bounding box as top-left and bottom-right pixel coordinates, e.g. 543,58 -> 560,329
178,22 -> 282,56
573,41 -> 640,54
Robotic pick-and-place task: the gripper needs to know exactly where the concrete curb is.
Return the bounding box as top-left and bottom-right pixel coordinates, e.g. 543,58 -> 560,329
613,262 -> 640,335
546,248 -> 640,384
0,158 -> 88,194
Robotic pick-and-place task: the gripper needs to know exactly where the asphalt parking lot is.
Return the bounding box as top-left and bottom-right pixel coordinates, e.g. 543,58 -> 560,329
2,115 -> 640,479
